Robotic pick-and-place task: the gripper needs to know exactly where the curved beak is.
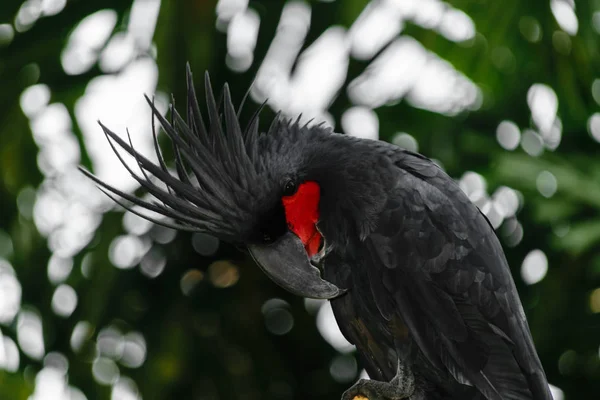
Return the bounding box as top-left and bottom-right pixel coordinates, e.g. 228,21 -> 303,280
248,231 -> 346,299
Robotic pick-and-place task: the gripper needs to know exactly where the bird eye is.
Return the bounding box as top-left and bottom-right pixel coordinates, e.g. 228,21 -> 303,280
282,179 -> 298,196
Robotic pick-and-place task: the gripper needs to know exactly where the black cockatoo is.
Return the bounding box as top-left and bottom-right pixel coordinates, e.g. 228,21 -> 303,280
81,66 -> 553,400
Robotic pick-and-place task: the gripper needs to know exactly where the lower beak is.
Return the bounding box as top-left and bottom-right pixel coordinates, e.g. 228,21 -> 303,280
247,231 -> 346,299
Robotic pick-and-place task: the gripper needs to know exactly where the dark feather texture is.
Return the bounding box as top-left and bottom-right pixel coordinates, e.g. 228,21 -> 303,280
82,66 -> 552,400
324,141 -> 553,400
79,65 -> 269,242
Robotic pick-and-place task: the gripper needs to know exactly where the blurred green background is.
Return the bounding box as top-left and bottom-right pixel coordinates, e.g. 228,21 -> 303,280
1,0 -> 599,399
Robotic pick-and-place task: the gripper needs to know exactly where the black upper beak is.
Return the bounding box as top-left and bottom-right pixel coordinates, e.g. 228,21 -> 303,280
248,231 -> 346,299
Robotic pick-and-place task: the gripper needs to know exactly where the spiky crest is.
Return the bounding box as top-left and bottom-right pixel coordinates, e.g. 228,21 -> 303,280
79,64 -> 269,242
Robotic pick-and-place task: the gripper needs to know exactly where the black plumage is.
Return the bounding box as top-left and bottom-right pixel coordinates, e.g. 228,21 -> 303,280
82,66 -> 552,400
322,141 -> 552,399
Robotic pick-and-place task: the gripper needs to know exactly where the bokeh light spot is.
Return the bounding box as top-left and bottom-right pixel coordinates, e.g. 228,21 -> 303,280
553,223 -> 570,238
208,261 -> 239,288
496,120 -> 520,150
17,309 -> 45,360
536,171 -> 558,198
15,0 -> 43,32
0,261 -> 22,325
111,376 -> 141,400
316,302 -> 354,353
502,218 -> 524,248
264,308 -> 294,336
594,12 -> 600,34
262,299 -> 293,335
591,80 -> 600,106
304,298 -> 326,315
51,284 -> 78,318
139,246 -> 166,278
226,9 -> 260,73
459,171 -> 487,206
558,349 -> 577,375
262,298 -> 290,314
349,1 -> 404,60
0,231 -> 14,259
42,0 -> 67,17
71,321 -> 94,353
99,32 -> 136,73
123,211 -> 153,236
527,84 -> 558,134
47,255 -> 73,285
81,253 -> 94,279
519,16 -> 542,43
29,366 -> 72,400
521,249 -> 548,285
120,332 -> 146,368
479,201 -> 502,229
44,352 -> 69,375
17,186 -> 37,219
180,269 -> 204,296
192,233 -> 220,257
492,186 -> 520,218
329,354 -> 358,383
521,129 -> 544,157
589,288 -> 600,313
149,225 -> 177,244
438,9 -> 475,43
549,384 -> 565,400
552,30 -> 571,55
109,235 -> 146,269
0,24 -> 15,46
392,132 -> 418,152
20,84 -> 51,118
491,47 -> 516,74
92,357 -> 120,385
342,107 -> 379,140
0,335 -> 20,372
550,0 -> 578,36
61,9 -> 118,75
97,327 -> 124,360
216,0 -> 249,24
587,113 -> 600,143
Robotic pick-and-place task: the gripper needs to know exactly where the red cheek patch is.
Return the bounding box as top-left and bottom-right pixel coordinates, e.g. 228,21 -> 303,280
282,181 -> 322,257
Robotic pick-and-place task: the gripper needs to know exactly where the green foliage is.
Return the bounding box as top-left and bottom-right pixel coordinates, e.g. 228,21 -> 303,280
0,0 -> 599,399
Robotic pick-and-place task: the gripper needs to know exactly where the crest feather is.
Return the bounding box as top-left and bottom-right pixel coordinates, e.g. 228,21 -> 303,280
79,65 -> 265,241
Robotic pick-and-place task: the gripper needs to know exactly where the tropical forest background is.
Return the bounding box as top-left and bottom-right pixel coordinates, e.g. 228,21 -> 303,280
0,0 -> 599,399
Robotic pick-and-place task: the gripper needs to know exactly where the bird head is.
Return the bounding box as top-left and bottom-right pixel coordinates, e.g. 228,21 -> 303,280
81,65 -> 390,299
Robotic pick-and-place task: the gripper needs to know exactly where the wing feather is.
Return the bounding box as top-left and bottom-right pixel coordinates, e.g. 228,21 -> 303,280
361,149 -> 552,400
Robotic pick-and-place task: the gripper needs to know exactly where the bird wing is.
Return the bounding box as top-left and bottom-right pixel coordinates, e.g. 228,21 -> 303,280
361,148 -> 552,400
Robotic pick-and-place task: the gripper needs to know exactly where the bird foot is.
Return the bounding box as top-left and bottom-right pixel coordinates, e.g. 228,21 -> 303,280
341,378 -> 412,400
341,362 -> 415,400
